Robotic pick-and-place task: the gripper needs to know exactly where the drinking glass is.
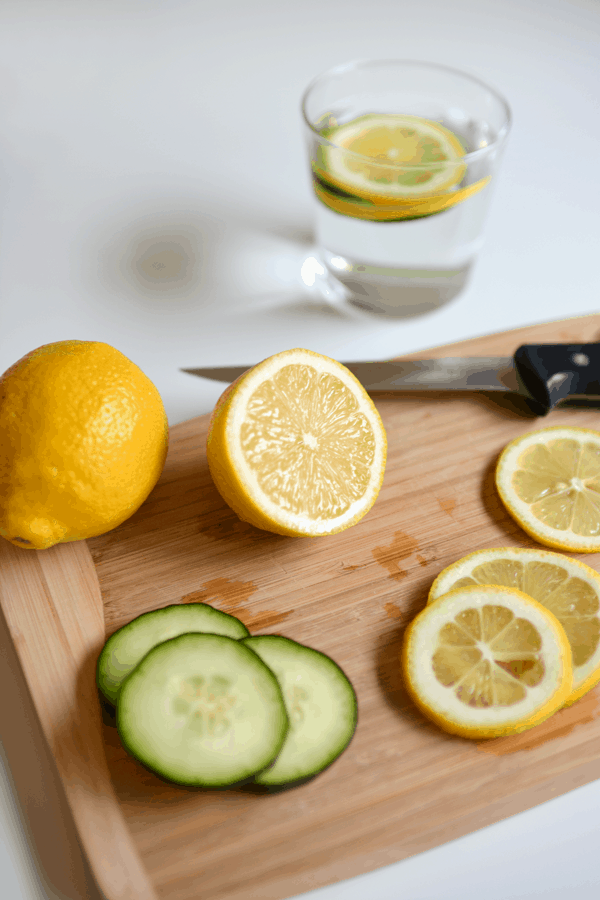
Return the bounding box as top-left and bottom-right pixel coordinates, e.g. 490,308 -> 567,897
301,59 -> 511,316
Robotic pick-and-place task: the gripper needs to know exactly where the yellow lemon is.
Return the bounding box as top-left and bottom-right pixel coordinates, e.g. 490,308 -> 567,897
206,349 -> 386,536
496,426 -> 600,552
402,584 -> 573,739
0,341 -> 168,549
428,547 -> 600,706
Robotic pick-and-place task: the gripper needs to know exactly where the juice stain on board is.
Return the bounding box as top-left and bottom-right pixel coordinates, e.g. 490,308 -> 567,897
180,577 -> 293,631
438,497 -> 456,518
371,532 -> 420,581
384,602 -> 404,620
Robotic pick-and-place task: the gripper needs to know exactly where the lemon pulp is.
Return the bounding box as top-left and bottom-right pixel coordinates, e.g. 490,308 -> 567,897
434,604 -> 546,707
207,349 -> 386,536
441,560 -> 598,668
512,438 -> 600,535
241,364 -> 376,520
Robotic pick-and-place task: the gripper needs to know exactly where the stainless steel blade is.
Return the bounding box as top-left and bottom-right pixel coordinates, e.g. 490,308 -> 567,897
181,357 -> 520,392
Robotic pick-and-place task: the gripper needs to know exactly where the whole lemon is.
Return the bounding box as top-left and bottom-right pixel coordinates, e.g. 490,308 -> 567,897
0,340 -> 168,549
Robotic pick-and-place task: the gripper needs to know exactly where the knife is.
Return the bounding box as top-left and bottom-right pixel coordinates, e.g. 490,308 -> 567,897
181,343 -> 600,416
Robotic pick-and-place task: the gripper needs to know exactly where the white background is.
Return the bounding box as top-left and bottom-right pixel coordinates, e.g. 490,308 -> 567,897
0,1 -> 599,898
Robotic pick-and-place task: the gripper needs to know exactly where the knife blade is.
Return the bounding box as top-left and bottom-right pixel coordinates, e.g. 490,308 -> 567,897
181,343 -> 600,415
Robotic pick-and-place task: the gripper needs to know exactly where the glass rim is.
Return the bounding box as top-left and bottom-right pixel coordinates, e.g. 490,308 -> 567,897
300,58 -> 512,167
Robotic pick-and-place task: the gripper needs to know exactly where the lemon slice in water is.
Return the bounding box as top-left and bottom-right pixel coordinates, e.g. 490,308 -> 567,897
320,113 -> 466,201
429,547 -> 600,705
206,349 -> 387,537
402,584 -> 572,739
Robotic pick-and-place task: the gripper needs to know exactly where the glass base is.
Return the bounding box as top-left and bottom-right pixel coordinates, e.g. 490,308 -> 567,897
318,251 -> 473,318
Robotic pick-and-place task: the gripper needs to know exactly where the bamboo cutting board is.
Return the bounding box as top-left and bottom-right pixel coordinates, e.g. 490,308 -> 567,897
2,314 -> 600,900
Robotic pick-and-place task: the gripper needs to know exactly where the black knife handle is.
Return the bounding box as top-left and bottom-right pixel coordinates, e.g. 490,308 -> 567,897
514,343 -> 600,415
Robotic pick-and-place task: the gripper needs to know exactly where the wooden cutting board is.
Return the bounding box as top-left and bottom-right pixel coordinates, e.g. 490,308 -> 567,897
2,314 -> 600,900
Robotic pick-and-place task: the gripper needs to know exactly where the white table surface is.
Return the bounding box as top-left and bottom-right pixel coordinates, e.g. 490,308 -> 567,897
1,1 -> 599,898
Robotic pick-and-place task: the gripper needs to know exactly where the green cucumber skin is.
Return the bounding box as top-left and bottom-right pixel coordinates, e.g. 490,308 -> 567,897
117,633 -> 289,788
242,636 -> 357,788
97,603 -> 249,705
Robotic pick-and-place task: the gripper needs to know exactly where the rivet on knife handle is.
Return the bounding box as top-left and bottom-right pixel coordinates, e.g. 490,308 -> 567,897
514,344 -> 600,415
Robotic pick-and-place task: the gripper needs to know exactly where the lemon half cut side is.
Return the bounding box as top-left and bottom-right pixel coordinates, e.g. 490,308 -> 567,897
402,584 -> 573,739
206,349 -> 387,537
496,426 -> 600,552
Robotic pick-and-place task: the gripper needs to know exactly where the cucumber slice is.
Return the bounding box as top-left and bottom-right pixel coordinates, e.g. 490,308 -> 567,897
97,603 -> 249,704
117,633 -> 288,786
242,636 -> 357,786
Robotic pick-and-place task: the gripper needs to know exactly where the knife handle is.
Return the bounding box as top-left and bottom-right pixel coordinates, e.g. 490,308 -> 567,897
514,343 -> 600,415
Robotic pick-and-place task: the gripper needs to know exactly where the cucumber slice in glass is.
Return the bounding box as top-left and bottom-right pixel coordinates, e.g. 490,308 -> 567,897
243,636 -> 357,787
117,633 -> 288,786
97,603 -> 249,704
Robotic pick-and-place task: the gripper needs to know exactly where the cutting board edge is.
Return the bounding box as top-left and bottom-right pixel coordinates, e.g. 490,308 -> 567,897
0,538 -> 159,900
212,753 -> 600,900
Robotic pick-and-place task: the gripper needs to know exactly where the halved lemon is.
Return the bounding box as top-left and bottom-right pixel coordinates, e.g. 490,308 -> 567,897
402,584 -> 573,739
206,349 -> 387,536
496,426 -> 600,552
319,113 -> 466,201
428,547 -> 600,705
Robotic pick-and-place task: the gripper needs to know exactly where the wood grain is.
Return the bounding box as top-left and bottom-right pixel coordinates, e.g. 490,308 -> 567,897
2,313 -> 600,900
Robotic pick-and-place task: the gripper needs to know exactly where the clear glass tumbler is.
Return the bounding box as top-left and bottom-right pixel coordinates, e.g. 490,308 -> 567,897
301,59 -> 511,316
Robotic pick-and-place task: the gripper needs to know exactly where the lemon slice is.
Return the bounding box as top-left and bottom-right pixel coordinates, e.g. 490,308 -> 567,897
496,426 -> 600,552
428,547 -> 600,705
320,113 -> 466,201
402,585 -> 573,739
206,349 -> 387,536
